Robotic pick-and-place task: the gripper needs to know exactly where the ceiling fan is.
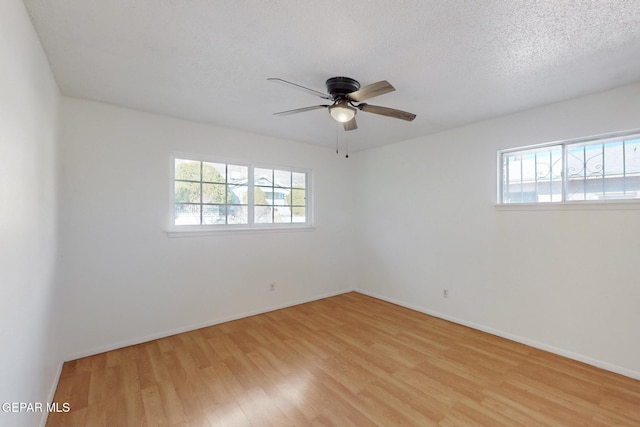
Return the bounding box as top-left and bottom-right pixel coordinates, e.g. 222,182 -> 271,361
268,77 -> 416,131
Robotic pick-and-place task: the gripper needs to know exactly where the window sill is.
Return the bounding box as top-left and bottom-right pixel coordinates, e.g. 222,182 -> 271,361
166,225 -> 316,238
495,200 -> 640,211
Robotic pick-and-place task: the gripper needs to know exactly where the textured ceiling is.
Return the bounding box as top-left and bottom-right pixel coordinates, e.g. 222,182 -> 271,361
23,0 -> 640,152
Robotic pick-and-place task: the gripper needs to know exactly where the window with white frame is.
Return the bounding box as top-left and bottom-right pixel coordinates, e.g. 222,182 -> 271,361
499,131 -> 640,204
173,156 -> 310,227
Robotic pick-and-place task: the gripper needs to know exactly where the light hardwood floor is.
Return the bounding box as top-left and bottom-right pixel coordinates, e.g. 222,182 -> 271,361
47,292 -> 640,426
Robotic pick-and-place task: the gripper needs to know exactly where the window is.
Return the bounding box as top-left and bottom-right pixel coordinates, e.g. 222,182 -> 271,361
499,131 -> 640,204
254,168 -> 307,224
172,156 -> 311,229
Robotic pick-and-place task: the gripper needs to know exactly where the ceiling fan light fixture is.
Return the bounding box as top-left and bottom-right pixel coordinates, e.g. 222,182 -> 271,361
329,101 -> 356,123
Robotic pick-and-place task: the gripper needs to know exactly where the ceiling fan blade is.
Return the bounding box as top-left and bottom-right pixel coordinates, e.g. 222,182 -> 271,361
358,103 -> 416,121
267,78 -> 331,100
343,117 -> 358,131
347,80 -> 395,102
273,105 -> 329,116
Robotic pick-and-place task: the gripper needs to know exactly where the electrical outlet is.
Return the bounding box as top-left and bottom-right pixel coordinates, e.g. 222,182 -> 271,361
269,282 -> 276,292
443,289 -> 449,298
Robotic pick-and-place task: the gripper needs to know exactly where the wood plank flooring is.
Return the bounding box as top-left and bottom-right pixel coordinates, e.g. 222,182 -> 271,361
47,292 -> 640,426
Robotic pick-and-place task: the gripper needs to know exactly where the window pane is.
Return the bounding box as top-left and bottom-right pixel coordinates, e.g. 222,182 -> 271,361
254,168 -> 272,186
202,162 -> 226,183
255,186 -> 270,205
227,206 -> 248,224
175,204 -> 200,225
292,172 -> 306,188
202,183 -> 227,204
255,206 -> 272,223
566,139 -> 640,201
624,176 -> 640,197
566,145 -> 586,200
175,181 -> 200,203
601,141 -> 627,199
625,139 -> 640,174
202,205 -> 226,224
230,185 -> 248,205
290,189 -> 306,207
625,139 -> 640,198
267,190 -> 287,206
274,169 -> 291,187
292,207 -> 306,222
567,143 -> 602,201
502,146 -> 562,203
274,206 -> 291,223
603,141 -> 624,176
175,159 -> 200,181
228,164 -> 248,182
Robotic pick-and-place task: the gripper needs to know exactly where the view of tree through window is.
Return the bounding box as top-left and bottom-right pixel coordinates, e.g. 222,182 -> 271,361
173,157 -> 309,227
174,159 -> 248,225
500,132 -> 640,204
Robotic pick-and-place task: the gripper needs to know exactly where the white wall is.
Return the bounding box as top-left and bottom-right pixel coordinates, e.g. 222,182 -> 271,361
353,83 -> 640,378
58,97 -> 355,359
0,1 -> 62,426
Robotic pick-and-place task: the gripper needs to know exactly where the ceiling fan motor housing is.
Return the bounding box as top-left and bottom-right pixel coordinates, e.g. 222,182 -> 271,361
326,77 -> 360,99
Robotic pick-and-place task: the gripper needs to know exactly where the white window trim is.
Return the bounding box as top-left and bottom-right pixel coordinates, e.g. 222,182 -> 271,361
495,199 -> 640,211
167,225 -> 316,238
497,129 -> 640,208
168,153 -> 314,236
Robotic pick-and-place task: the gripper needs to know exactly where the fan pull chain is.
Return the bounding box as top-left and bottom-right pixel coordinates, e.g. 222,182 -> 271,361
334,123 -> 349,159
345,132 -> 349,158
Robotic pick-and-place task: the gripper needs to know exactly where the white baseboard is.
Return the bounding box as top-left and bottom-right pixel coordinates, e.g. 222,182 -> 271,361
355,289 -> 640,381
64,287 -> 355,362
40,360 -> 65,427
